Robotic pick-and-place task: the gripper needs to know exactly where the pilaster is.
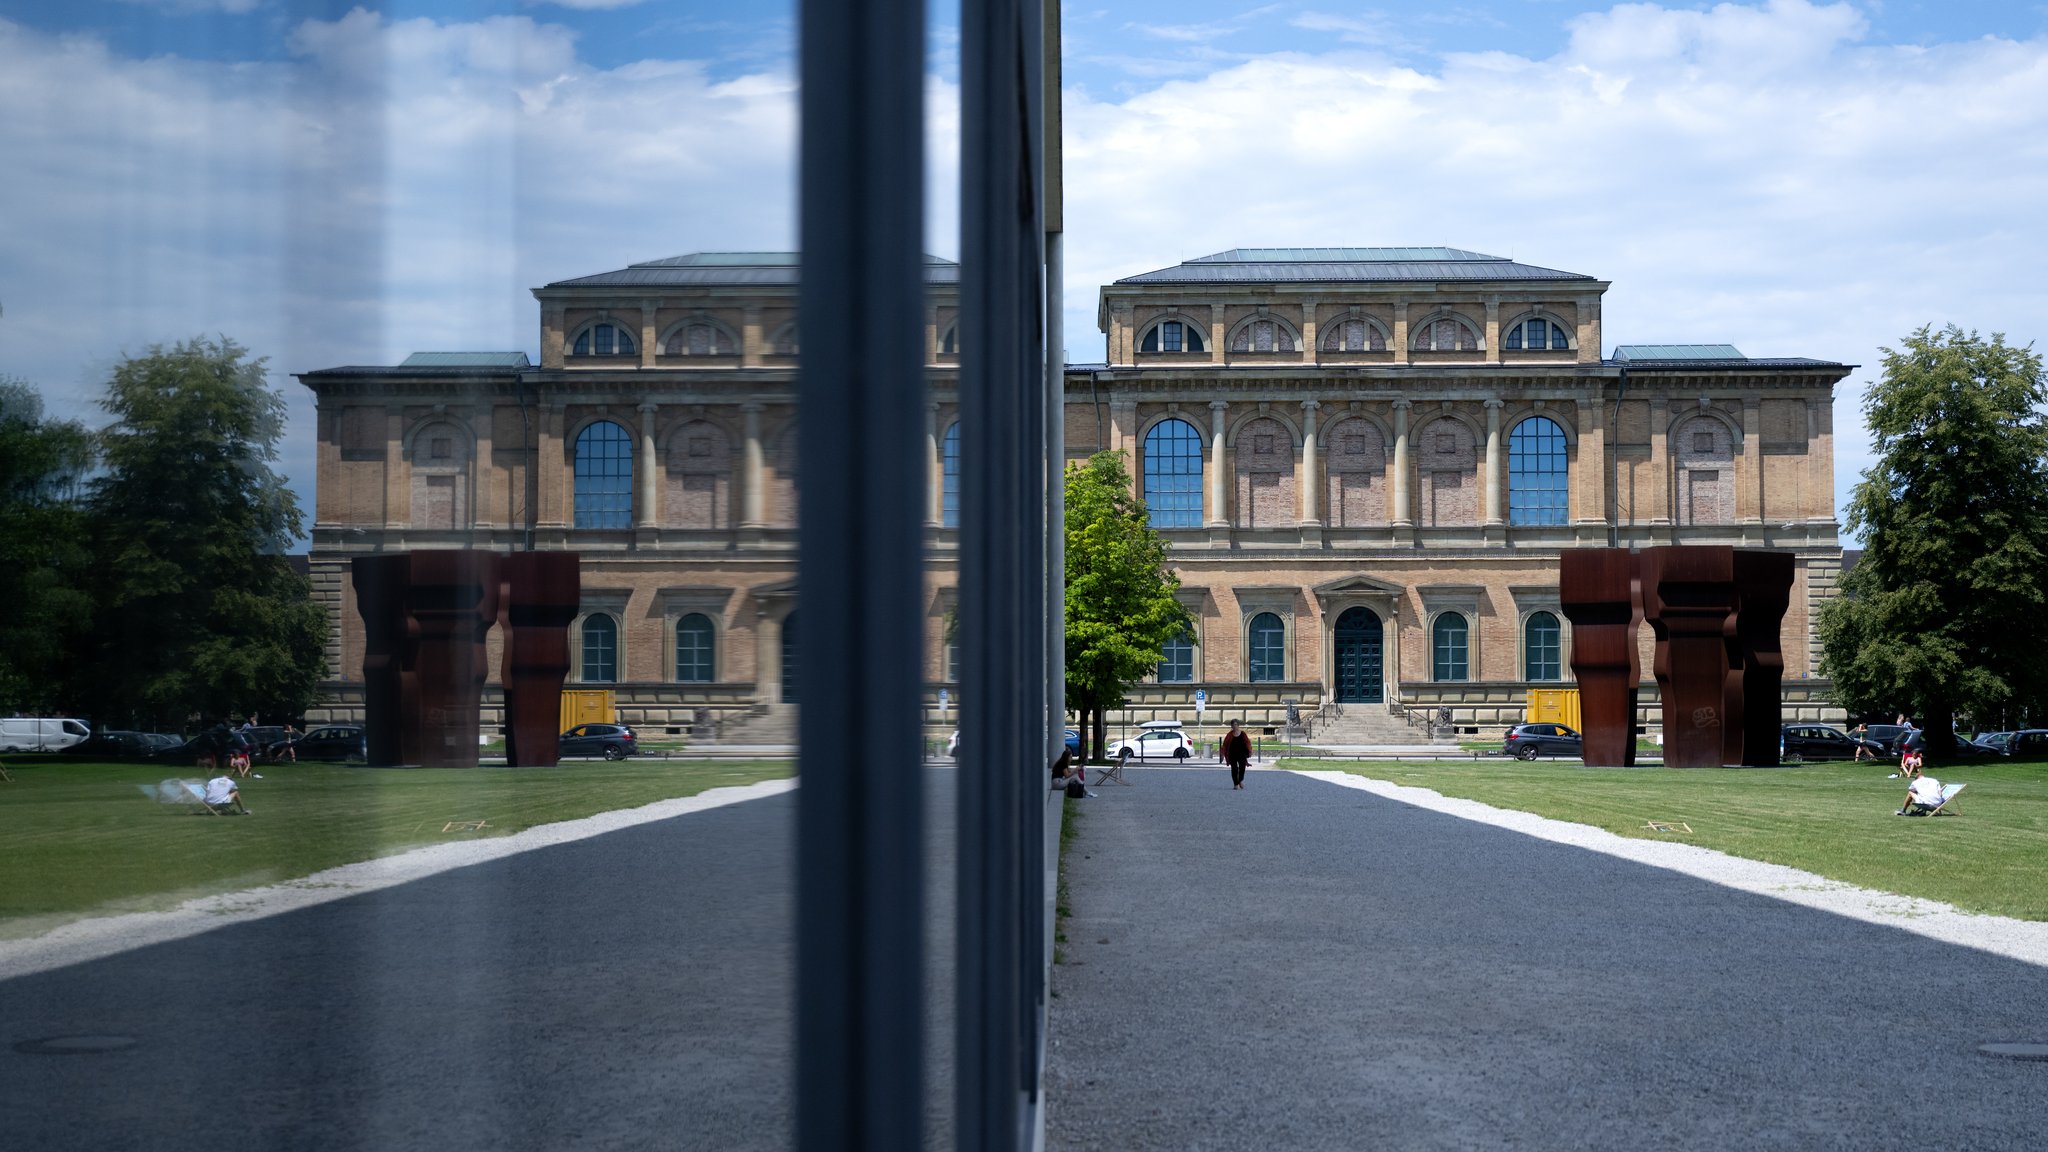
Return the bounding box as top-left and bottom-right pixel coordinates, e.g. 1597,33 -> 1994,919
1391,398 -> 1413,534
639,301 -> 658,368
1299,399 -> 1322,532
1484,297 -> 1502,365
383,405 -> 406,530
1482,398 -> 1505,540
1206,400 -> 1229,534
1392,303 -> 1410,365
635,401 -> 659,532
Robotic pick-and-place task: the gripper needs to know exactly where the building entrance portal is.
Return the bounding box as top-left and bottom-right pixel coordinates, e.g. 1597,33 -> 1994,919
1333,607 -> 1384,703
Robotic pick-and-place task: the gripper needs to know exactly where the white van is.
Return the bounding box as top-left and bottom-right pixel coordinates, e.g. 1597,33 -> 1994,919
0,717 -> 91,752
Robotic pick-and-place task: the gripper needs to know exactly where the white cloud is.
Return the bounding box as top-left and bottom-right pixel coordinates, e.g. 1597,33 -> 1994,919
526,0 -> 648,10
1060,0 -> 2048,527
119,0 -> 265,13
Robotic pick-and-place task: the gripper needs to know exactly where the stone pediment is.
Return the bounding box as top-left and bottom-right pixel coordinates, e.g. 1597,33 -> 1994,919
1312,574 -> 1406,602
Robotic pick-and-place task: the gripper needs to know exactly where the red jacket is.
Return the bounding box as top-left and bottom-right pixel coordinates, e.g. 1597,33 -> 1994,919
1221,730 -> 1252,764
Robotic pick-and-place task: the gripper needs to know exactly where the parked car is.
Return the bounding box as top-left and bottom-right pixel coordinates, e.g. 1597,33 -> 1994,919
560,722 -> 638,760
0,716 -> 91,753
1064,729 -> 1082,758
2006,730 -> 2048,760
1780,724 -> 1864,762
1856,724 -> 1915,758
1110,722 -> 1193,761
1503,722 -> 1583,761
61,730 -> 163,759
137,732 -> 184,754
291,724 -> 367,763
1973,731 -> 2015,754
1902,730 -> 2000,762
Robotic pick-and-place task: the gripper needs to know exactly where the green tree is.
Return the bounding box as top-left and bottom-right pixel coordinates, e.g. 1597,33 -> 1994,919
81,337 -> 329,728
0,379 -> 95,712
1064,451 -> 1193,760
1817,325 -> 2048,758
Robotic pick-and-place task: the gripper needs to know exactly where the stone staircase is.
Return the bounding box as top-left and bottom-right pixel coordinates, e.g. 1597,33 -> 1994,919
1307,703 -> 1458,746
714,703 -> 797,745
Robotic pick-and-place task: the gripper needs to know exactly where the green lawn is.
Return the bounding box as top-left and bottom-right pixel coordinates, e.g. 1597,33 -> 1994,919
0,756 -> 793,939
1281,757 -> 2048,921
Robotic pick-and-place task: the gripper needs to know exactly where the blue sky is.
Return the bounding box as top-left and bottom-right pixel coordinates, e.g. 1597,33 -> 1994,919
5,0 -> 2048,538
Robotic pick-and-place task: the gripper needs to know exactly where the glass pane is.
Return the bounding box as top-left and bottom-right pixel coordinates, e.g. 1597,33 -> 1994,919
1143,418 -> 1206,528
1508,416 -> 1570,526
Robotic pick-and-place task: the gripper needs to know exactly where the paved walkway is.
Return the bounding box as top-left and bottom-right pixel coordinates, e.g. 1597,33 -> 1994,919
1045,767 -> 2048,1151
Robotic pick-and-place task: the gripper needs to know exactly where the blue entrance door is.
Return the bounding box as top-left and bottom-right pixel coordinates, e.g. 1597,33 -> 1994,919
1334,606 -> 1383,703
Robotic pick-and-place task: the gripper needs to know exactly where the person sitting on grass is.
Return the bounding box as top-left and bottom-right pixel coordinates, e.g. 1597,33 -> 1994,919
202,772 -> 250,815
1897,766 -> 1943,816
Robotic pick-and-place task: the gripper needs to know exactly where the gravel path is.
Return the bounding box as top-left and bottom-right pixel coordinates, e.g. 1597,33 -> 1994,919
1045,767 -> 2048,1151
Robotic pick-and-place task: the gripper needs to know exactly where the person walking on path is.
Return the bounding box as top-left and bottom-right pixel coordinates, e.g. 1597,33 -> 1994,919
1221,720 -> 1253,790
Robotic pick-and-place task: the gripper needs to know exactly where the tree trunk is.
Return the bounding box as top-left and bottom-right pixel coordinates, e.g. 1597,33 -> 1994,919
1926,702 -> 1957,763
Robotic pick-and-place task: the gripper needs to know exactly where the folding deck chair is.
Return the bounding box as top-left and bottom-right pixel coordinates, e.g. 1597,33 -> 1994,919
1094,750 -> 1131,787
1923,782 -> 1966,816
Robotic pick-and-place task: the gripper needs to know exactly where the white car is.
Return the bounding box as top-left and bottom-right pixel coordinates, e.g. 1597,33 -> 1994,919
1110,724 -> 1193,761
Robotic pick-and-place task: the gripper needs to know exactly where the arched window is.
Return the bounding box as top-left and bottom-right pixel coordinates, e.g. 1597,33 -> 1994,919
571,322 -> 636,357
1139,319 -> 1205,354
1524,611 -> 1561,681
581,613 -> 619,684
1674,415 -> 1736,525
940,324 -> 959,355
1142,418 -> 1204,529
942,421 -> 961,527
1230,317 -> 1297,353
573,421 -> 634,529
1320,317 -> 1387,353
676,613 -> 714,682
1508,416 -> 1570,526
1505,317 -> 1572,351
1158,629 -> 1195,683
663,321 -> 736,357
1411,315 -> 1480,352
769,322 -> 799,356
1432,613 -> 1469,682
1248,613 -> 1286,682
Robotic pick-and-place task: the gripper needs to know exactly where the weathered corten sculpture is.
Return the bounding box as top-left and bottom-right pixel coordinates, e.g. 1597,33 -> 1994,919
1559,549 -> 1643,767
498,552 -> 582,768
352,545 -> 565,762
1559,546 -> 1794,769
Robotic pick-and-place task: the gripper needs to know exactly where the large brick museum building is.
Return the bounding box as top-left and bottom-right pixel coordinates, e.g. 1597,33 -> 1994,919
299,247 -> 1852,740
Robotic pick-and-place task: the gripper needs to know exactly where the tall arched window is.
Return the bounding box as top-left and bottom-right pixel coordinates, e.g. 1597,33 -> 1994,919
1248,613 -> 1285,682
1508,416 -> 1570,526
581,614 -> 619,683
1432,613 -> 1469,682
676,613 -> 714,682
572,322 -> 636,357
1142,418 -> 1204,528
942,421 -> 962,528
1158,629 -> 1194,683
1525,611 -> 1561,681
573,421 -> 634,529
1140,319 -> 1205,353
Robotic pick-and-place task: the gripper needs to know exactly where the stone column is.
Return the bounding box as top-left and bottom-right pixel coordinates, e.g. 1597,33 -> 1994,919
636,402 -> 659,529
926,400 -> 943,526
740,402 -> 766,529
1391,398 -> 1413,526
1207,400 -> 1229,528
1483,398 -> 1505,526
1299,400 -> 1321,526
384,405 -> 407,530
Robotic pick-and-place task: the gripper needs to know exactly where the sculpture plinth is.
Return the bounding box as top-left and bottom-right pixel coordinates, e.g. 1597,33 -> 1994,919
1559,549 -> 1643,767
499,553 -> 581,768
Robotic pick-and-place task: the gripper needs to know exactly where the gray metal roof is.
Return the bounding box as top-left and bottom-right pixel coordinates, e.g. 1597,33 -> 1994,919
1116,248 -> 1594,284
1612,344 -> 1744,362
399,351 -> 532,367
541,252 -> 960,289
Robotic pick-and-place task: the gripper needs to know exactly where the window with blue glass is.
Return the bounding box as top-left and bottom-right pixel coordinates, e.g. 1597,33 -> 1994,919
572,322 -> 636,357
1158,629 -> 1195,683
1504,318 -> 1570,351
1143,418 -> 1204,528
1508,416 -> 1569,526
1140,319 -> 1205,353
573,420 -> 634,529
942,421 -> 961,527
1524,611 -> 1561,681
1432,612 -> 1469,682
1248,613 -> 1285,682
676,613 -> 714,682
581,613 -> 619,684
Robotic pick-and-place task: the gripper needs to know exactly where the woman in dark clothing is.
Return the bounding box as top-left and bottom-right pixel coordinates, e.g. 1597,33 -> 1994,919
1221,720 -> 1253,790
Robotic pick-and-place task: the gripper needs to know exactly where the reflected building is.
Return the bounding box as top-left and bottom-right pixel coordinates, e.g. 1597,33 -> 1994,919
301,247 -> 1851,740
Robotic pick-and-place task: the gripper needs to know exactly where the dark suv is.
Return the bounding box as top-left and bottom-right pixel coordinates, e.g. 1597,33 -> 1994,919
1780,724 -> 1864,761
1503,723 -> 1583,761
559,723 -> 639,760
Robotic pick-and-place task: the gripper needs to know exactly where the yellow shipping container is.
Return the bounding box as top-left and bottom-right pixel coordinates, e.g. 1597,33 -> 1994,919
1527,688 -> 1581,730
560,689 -> 616,730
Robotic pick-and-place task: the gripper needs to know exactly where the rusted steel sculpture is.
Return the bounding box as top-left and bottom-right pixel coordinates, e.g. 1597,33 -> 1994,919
1559,549 -> 1643,767
354,549 -> 579,768
1559,546 -> 1794,769
499,552 -> 582,767
1732,549 -> 1794,767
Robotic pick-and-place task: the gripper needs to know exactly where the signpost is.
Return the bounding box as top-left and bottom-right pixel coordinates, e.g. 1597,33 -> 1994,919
1194,688 -> 1207,717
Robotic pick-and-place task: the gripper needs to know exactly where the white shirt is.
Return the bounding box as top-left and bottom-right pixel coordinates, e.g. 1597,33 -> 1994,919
203,776 -> 238,806
1908,776 -> 1944,807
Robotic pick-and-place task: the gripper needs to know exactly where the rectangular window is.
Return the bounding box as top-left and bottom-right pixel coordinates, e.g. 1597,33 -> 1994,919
594,325 -> 615,355
1157,633 -> 1194,683
1253,321 -> 1275,352
1162,321 -> 1183,352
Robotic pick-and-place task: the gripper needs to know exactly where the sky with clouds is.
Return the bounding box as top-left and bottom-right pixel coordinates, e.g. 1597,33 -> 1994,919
5,0 -> 2048,542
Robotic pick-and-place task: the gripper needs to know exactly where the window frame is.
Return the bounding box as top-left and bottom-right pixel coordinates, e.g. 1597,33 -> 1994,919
1506,415 -> 1571,527
572,419 -> 636,530
1247,612 -> 1287,683
675,612 -> 716,683
1524,610 -> 1562,682
1432,612 -> 1470,682
580,612 -> 620,684
1141,417 -> 1206,529
1138,317 -> 1207,355
569,320 -> 638,358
